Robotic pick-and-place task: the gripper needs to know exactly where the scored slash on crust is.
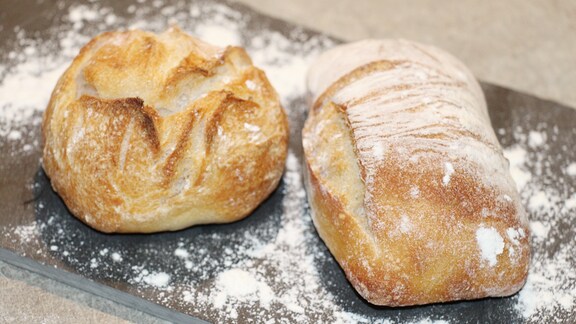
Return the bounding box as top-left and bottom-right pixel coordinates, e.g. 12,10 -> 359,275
302,39 -> 530,306
42,27 -> 289,233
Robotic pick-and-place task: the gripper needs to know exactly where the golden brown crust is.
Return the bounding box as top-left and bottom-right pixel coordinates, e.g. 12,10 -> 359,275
303,40 -> 530,306
42,27 -> 288,233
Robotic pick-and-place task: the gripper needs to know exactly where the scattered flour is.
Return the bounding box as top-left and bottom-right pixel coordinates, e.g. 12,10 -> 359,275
1,0 -> 574,323
503,145 -> 532,191
13,222 -> 38,243
414,320 -> 450,324
529,221 -> 550,240
503,125 -> 576,322
515,246 -> 576,319
565,193 -> 576,210
566,162 -> 576,176
528,191 -> 550,211
506,227 -> 524,246
527,130 -> 546,148
173,248 -> 189,259
143,272 -> 171,288
111,252 -> 122,262
214,268 -> 261,298
211,268 -> 273,309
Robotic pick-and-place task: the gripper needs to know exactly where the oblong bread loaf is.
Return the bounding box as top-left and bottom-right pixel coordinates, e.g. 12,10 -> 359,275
302,39 -> 530,306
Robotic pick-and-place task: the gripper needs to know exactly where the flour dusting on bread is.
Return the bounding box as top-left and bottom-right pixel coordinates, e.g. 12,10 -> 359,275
304,39 -> 531,306
42,28 -> 289,233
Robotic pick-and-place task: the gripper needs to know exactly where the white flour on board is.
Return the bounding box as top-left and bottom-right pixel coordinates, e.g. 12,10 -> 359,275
503,129 -> 576,322
1,1 -> 574,323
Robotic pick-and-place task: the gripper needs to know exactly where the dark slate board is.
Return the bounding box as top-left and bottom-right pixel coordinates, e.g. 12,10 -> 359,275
1,0 -> 575,323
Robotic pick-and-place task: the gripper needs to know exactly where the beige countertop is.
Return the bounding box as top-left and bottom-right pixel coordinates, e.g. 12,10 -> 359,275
246,0 -> 576,108
1,0 -> 574,323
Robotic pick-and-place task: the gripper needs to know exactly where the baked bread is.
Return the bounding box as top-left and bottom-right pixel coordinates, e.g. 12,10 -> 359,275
42,27 -> 288,233
303,39 -> 530,306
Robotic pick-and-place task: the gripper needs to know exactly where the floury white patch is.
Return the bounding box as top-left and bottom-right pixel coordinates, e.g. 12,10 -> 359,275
476,226 -> 505,267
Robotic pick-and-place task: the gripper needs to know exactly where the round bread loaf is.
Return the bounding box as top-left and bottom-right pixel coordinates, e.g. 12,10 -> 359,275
42,27 -> 288,233
303,39 -> 530,306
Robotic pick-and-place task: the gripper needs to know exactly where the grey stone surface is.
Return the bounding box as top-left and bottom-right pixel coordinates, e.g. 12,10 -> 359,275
1,0 -> 574,323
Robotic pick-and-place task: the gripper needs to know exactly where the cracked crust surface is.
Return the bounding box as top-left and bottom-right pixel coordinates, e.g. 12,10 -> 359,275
303,39 -> 530,306
42,27 -> 288,233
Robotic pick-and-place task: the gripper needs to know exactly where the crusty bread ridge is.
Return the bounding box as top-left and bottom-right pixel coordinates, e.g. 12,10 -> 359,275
42,27 -> 288,233
303,39 -> 530,306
